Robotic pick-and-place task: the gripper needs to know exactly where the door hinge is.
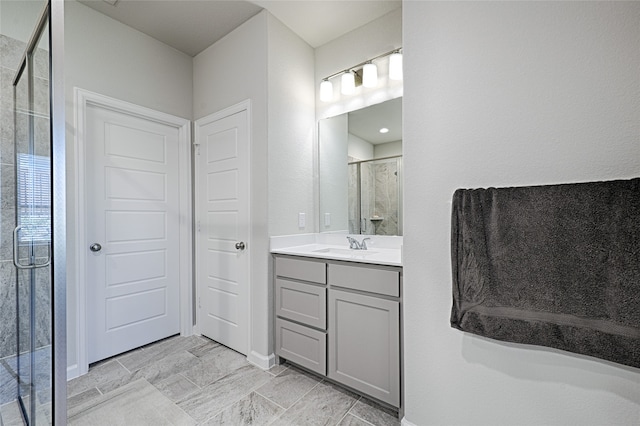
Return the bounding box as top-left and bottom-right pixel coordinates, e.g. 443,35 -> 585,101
198,296 -> 202,309
197,220 -> 201,233
193,143 -> 200,156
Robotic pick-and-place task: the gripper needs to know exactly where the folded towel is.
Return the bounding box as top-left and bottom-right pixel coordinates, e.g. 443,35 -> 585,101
451,178 -> 640,368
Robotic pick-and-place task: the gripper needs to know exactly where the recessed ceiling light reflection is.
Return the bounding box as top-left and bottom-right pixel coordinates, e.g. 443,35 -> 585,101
379,128 -> 389,134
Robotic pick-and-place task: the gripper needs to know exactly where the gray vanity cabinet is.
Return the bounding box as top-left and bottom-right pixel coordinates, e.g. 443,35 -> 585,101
273,254 -> 402,408
274,256 -> 327,375
327,264 -> 401,408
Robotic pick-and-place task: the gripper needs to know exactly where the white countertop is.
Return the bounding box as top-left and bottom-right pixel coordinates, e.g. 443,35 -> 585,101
270,234 -> 402,266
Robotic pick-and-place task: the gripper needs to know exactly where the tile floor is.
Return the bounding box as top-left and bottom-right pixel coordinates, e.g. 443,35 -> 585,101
64,335 -> 401,426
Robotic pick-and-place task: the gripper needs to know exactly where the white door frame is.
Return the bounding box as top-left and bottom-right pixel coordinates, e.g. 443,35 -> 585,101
72,88 -> 192,378
193,99 -> 252,357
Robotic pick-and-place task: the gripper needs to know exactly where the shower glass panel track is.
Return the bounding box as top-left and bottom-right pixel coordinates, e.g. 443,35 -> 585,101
1,0 -> 66,424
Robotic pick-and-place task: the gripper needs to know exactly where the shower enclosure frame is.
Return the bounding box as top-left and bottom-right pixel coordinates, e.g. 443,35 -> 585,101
10,0 -> 66,424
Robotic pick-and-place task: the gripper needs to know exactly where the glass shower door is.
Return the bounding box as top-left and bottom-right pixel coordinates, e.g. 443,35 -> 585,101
12,5 -> 53,425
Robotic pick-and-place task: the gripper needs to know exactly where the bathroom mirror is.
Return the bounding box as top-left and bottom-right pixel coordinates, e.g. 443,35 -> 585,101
319,97 -> 402,235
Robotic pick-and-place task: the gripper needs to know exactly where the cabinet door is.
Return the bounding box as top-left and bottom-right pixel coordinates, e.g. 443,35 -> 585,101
328,289 -> 400,407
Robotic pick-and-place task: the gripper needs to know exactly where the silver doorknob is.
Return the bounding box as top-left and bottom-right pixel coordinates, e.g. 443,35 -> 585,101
235,242 -> 245,250
90,243 -> 102,252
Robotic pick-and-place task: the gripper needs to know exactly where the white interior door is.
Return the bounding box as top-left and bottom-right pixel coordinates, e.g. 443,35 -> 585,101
195,107 -> 249,355
86,103 -> 182,363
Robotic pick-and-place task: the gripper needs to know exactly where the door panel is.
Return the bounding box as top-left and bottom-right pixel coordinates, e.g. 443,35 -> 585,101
86,104 -> 181,363
196,109 -> 249,355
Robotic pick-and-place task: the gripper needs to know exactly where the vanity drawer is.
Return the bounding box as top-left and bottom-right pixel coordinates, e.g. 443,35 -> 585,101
275,278 -> 326,329
275,318 -> 327,375
328,263 -> 400,297
275,256 -> 326,284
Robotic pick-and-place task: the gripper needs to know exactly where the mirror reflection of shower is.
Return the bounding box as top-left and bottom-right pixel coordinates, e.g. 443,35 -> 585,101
348,155 -> 403,235
318,97 -> 402,236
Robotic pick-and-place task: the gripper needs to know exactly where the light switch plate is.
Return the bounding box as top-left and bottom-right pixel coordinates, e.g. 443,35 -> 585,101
298,212 -> 306,228
324,213 -> 331,227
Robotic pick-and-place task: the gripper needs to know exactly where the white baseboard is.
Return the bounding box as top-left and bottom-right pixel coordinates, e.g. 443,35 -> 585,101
247,351 -> 275,370
67,364 -> 80,381
401,417 -> 417,426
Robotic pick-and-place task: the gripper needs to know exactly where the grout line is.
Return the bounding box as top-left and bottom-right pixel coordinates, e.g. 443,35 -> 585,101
253,389 -> 287,411
115,359 -> 132,375
347,412 -> 377,426
178,372 -> 200,389
337,395 -> 363,426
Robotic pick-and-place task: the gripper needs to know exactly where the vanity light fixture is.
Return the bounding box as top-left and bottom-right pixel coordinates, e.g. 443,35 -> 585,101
389,50 -> 403,81
362,62 -> 378,88
318,47 -> 403,102
341,71 -> 356,95
320,79 -> 333,102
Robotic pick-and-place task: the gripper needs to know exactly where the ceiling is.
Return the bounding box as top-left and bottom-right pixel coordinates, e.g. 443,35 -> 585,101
78,0 -> 402,56
348,97 -> 402,145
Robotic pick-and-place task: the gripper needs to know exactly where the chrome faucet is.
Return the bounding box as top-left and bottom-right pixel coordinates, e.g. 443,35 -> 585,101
346,236 -> 371,250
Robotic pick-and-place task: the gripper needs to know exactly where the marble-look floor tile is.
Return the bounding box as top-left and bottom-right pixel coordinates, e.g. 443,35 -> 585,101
133,350 -> 198,385
117,335 -> 201,372
68,378 -> 195,425
66,386 -> 102,412
181,344 -> 249,388
186,337 -> 221,358
67,359 -> 129,397
98,350 -> 198,394
270,380 -> 359,426
347,398 -> 399,426
255,366 -> 320,409
338,413 -> 372,426
201,391 -> 283,426
153,373 -> 199,403
266,363 -> 289,377
177,364 -> 271,423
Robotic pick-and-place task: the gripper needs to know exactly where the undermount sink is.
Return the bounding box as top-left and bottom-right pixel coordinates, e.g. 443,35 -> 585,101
313,248 -> 379,256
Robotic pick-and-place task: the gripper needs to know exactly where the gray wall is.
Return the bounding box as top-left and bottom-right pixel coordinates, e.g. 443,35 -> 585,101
403,2 -> 640,425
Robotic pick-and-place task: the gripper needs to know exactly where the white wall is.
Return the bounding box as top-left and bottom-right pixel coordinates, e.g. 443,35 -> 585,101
64,0 -> 193,374
374,140 -> 401,159
403,2 -> 640,425
319,114 -> 349,233
266,13 -> 316,236
193,11 -> 271,364
348,133 -> 374,161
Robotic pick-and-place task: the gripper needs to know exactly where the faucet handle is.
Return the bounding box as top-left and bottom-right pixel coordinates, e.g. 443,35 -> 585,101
346,236 -> 356,249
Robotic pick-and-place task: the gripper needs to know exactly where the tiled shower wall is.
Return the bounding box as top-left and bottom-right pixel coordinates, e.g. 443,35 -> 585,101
0,34 -> 51,359
348,157 -> 401,236
372,160 -> 399,236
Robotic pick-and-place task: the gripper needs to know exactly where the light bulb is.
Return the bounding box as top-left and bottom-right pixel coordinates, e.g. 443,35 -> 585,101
389,51 -> 403,81
362,63 -> 378,88
320,79 -> 333,102
341,71 -> 355,95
